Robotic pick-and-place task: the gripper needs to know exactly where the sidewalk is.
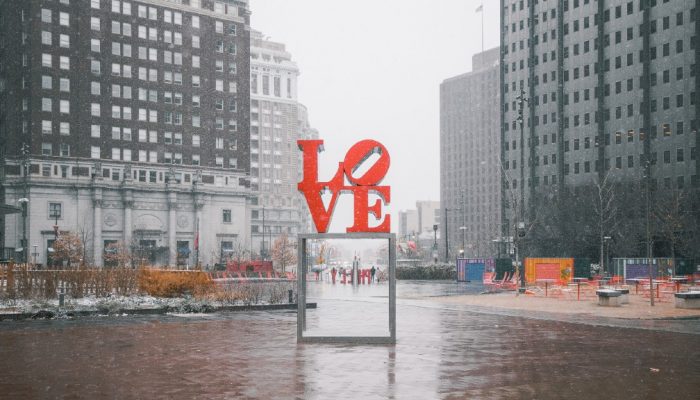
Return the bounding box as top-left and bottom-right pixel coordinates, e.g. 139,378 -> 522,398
433,291 -> 700,320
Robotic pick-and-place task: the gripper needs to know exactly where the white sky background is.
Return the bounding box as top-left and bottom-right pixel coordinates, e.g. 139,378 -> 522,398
250,0 -> 500,233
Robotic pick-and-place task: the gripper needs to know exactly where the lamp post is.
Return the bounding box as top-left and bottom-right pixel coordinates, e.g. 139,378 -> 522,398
18,198 -> 29,264
459,226 -> 467,258
432,224 -> 438,263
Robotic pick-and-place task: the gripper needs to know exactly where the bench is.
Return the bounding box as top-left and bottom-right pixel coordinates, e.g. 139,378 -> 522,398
615,288 -> 630,304
596,289 -> 622,307
674,291 -> 700,309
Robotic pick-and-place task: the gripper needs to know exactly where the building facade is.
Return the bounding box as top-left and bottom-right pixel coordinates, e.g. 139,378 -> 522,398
249,31 -> 317,259
500,0 -> 699,257
0,0 -> 252,267
440,47 -> 501,259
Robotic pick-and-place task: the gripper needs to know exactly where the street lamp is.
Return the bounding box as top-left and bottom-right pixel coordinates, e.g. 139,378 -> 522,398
432,224 -> 438,263
17,198 -> 29,264
459,226 -> 467,258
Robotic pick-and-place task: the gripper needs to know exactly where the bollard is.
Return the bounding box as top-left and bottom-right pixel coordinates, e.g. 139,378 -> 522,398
288,289 -> 294,304
59,286 -> 65,307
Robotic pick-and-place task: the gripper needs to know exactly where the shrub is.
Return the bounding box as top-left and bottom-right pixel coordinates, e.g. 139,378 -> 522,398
138,270 -> 214,298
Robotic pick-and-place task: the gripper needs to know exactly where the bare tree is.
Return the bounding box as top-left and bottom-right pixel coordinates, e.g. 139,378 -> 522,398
592,173 -> 619,274
654,189 -> 694,262
271,234 -> 296,273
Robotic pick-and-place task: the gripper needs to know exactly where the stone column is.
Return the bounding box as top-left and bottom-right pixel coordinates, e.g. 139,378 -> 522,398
123,190 -> 133,245
92,189 -> 103,267
168,191 -> 177,267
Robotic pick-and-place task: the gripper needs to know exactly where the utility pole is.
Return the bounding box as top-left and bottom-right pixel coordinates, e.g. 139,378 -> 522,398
261,206 -> 266,261
516,88 -> 529,222
516,89 -> 529,293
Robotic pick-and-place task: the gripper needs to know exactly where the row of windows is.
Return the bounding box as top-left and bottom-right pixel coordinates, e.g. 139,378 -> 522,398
504,173 -> 694,191
40,54 -> 239,96
83,145 -> 238,169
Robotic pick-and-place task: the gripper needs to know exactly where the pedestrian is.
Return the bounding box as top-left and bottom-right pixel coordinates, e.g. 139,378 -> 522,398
371,266 -> 376,283
331,266 -> 337,284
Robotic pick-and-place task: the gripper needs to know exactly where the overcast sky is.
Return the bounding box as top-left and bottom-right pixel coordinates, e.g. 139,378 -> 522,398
249,0 -> 500,232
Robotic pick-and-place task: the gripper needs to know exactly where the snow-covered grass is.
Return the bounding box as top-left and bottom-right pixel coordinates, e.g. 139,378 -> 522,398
0,281 -> 296,315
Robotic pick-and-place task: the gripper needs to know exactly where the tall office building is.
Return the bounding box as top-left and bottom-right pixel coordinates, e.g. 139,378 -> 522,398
501,0 -> 699,256
440,47 -> 501,259
249,31 -> 317,258
0,0 -> 252,267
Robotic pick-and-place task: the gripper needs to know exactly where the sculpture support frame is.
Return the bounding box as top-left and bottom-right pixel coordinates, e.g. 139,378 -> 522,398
297,232 -> 396,344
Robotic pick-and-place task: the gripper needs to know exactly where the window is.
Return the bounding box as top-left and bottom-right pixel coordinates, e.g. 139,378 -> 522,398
59,78 -> 69,92
192,154 -> 200,165
149,130 -> 157,143
192,95 -> 200,107
215,80 -> 223,91
60,144 -> 70,157
42,143 -> 52,156
192,115 -> 200,127
42,120 -> 52,135
215,21 -> 223,33
91,82 -> 101,95
192,15 -> 200,28
59,34 -> 69,48
192,134 -> 200,147
41,31 -> 52,45
91,103 -> 101,117
91,146 -> 101,159
59,100 -> 69,114
229,158 -> 237,169
59,122 -> 70,136
222,209 -> 232,223
174,12 -> 182,25
111,148 -> 120,160
41,9 -> 52,23
112,21 -> 121,35
192,35 -> 200,48
91,39 -> 101,53
42,53 -> 52,67
42,98 -> 52,112
91,17 -> 100,31
192,75 -> 200,87
59,12 -> 69,26
215,137 -> 224,149
216,157 -> 224,168
91,60 -> 101,75
91,0 -> 100,8
42,75 -> 52,89
91,125 -> 100,138
192,55 -> 200,68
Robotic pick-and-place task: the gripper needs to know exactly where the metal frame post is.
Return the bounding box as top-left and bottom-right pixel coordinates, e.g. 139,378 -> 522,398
297,232 -> 396,344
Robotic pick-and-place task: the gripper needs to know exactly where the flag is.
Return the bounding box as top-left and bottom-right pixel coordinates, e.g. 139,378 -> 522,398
475,4 -> 483,12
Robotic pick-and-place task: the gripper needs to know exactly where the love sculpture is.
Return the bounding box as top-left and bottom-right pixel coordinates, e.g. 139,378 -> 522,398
296,138 -> 396,345
297,139 -> 391,233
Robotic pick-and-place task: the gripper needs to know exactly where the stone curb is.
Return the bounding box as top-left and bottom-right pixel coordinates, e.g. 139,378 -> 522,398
0,303 -> 317,321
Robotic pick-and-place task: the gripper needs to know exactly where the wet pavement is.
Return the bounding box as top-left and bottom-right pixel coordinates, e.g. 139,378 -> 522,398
1,281 -> 699,399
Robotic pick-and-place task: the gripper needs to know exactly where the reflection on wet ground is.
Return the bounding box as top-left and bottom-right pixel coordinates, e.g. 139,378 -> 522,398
1,281 -> 698,399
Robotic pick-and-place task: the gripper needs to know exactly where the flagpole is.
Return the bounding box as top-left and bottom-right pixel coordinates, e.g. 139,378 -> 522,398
475,3 -> 484,54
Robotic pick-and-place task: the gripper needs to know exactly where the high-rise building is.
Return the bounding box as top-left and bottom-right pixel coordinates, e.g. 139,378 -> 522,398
440,47 -> 501,259
500,0 -> 699,257
0,0 -> 252,267
249,31 -> 317,259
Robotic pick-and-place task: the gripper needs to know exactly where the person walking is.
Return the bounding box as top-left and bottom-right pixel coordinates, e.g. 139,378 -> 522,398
371,266 -> 376,283
331,266 -> 337,284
